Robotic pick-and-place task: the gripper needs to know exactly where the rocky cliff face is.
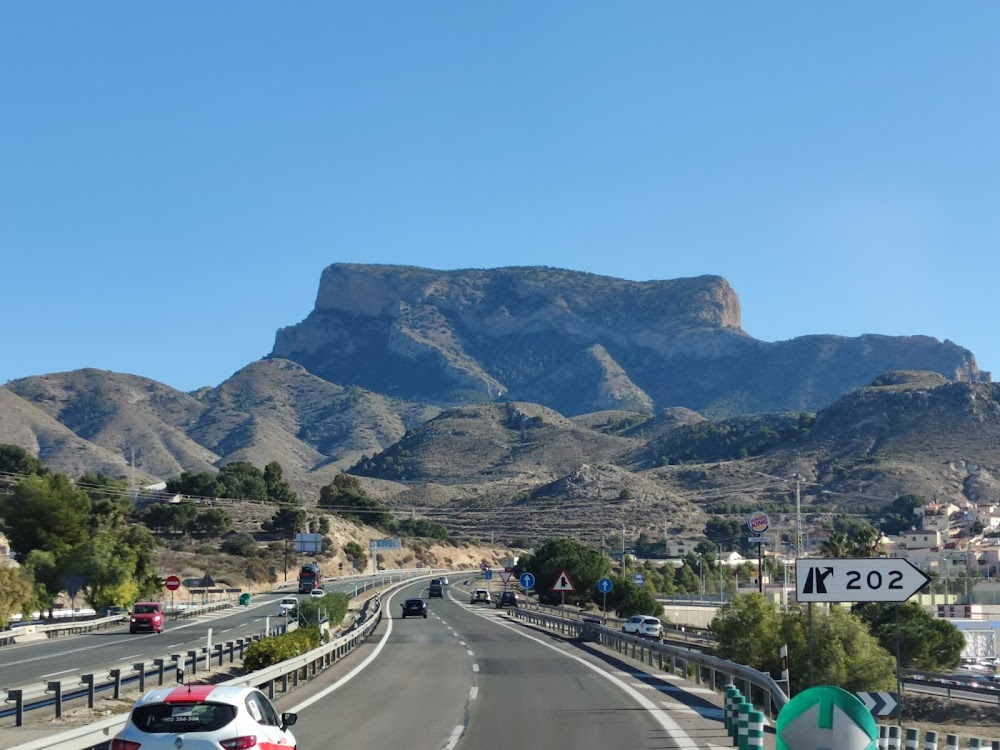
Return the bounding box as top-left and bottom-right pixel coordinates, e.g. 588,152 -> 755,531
272,264 -> 986,416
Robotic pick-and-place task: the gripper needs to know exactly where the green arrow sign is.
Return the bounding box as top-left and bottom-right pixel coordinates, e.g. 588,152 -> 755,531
777,686 -> 877,750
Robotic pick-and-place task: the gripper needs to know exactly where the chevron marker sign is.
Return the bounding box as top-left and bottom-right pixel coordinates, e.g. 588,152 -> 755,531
856,691 -> 898,717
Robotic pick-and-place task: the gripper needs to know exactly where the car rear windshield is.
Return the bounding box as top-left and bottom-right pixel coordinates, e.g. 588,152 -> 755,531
643,618 -> 660,625
405,600 -> 423,606
133,605 -> 160,615
132,703 -> 237,733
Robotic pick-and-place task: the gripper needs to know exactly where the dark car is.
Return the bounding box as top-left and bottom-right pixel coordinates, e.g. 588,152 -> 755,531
495,591 -> 520,608
428,582 -> 444,598
400,598 -> 428,619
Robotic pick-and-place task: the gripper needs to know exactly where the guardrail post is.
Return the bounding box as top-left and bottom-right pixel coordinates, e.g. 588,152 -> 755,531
923,731 -> 938,750
905,728 -> 920,750
969,740 -> 983,750
227,641 -> 235,663
153,658 -> 166,686
5,689 -> 23,727
133,662 -> 146,693
737,701 -> 752,750
748,710 -> 764,750
237,638 -> 245,659
81,674 -> 96,709
724,686 -> 739,734
945,734 -> 959,750
46,681 -> 63,719
214,643 -> 224,666
878,726 -> 889,750
109,668 -> 123,700
888,726 -> 901,750
188,650 -> 198,674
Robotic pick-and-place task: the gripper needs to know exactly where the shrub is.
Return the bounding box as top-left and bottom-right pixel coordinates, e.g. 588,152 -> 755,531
222,533 -> 258,557
244,627 -> 322,671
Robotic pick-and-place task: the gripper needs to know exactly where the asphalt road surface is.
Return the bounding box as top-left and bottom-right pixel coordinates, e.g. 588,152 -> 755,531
273,577 -> 735,750
0,576 -> 400,688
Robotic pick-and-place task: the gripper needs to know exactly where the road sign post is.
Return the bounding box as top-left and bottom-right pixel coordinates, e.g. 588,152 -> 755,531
165,575 -> 181,616
597,577 -> 613,624
748,511 -> 771,594
552,569 -> 576,621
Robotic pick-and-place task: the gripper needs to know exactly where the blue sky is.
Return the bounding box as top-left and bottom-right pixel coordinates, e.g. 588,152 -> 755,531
2,3 -> 998,393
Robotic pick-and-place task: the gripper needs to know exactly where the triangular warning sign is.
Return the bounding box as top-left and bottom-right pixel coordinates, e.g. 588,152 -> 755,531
499,571 -> 512,583
551,569 -> 576,592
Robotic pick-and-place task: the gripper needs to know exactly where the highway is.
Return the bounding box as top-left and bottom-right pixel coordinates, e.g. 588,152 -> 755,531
271,577 -> 734,750
0,575 -> 399,688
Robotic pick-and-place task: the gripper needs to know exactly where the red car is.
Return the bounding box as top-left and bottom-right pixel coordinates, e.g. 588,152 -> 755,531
130,602 -> 165,634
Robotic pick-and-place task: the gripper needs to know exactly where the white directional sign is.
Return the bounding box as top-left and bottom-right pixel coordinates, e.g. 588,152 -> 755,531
551,569 -> 576,592
795,558 -> 930,603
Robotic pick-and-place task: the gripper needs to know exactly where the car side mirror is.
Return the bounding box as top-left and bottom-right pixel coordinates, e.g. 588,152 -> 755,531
281,712 -> 297,729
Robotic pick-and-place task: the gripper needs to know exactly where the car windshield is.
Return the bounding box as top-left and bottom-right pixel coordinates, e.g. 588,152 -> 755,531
643,618 -> 660,626
132,702 -> 237,733
133,605 -> 159,615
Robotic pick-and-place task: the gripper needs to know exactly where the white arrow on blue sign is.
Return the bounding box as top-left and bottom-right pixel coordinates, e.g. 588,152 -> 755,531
597,577 -> 613,593
519,572 -> 535,590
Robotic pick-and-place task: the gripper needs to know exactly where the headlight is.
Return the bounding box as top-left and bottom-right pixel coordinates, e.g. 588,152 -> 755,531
131,617 -> 137,623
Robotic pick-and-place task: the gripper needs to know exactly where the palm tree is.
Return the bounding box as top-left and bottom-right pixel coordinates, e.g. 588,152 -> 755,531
821,531 -> 851,558
848,524 -> 885,557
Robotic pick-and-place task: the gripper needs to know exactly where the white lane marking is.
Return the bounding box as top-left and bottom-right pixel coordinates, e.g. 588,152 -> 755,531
469,686 -> 478,700
220,628 -> 232,634
289,581 -> 421,713
1,636 -> 149,667
167,643 -> 183,648
459,640 -> 466,646
466,649 -> 474,656
470,612 -> 697,748
472,663 -> 480,673
443,724 -> 464,750
40,668 -> 76,678
120,653 -> 141,660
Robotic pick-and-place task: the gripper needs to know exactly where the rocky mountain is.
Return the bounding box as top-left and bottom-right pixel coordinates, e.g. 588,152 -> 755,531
271,264 -> 986,416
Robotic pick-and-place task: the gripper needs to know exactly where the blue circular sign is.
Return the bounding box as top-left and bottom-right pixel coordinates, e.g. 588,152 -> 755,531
519,572 -> 536,590
597,577 -> 613,593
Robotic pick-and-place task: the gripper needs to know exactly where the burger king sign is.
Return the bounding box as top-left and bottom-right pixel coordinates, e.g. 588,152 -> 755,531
747,510 -> 770,535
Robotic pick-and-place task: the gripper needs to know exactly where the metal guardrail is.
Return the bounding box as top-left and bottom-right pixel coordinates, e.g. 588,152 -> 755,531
0,616 -> 127,645
171,599 -> 235,621
511,607 -> 788,718
901,668 -> 1000,704
524,602 -> 716,649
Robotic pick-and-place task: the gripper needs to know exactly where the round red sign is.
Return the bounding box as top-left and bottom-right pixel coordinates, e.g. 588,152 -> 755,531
164,575 -> 181,591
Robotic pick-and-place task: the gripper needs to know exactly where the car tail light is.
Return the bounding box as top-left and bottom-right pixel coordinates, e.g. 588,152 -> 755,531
111,740 -> 141,750
220,736 -> 257,750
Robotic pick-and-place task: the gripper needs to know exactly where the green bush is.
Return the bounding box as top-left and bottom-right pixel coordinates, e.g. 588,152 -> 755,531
296,592 -> 350,628
244,627 -> 322,671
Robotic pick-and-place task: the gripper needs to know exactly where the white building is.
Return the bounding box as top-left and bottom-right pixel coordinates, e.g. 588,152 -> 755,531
666,539 -> 700,558
894,530 -> 944,551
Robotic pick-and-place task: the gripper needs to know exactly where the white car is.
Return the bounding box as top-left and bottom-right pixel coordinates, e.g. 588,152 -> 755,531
277,597 -> 298,615
470,589 -> 492,604
111,684 -> 297,750
309,588 -> 326,599
440,576 -> 449,585
622,615 -> 663,639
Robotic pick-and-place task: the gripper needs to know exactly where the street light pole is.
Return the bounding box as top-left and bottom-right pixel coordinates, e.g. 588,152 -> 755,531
794,474 -> 802,560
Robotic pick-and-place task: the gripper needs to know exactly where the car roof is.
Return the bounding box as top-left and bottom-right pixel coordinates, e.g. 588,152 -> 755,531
134,685 -> 255,707
404,598 -> 424,603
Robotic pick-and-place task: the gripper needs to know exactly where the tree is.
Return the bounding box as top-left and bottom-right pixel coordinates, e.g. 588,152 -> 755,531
514,538 -> 610,606
264,462 -> 297,505
142,501 -> 198,534
217,462 -> 267,501
848,524 -> 885,557
166,470 -> 223,498
712,594 -> 896,694
0,566 -> 34,629
62,531 -> 141,608
319,474 -> 392,528
222,533 -> 259,557
343,540 -> 368,569
0,474 -> 92,559
264,505 -> 307,539
0,444 -> 48,477
854,602 -> 965,672
606,576 -> 664,618
392,518 -> 450,541
879,495 -> 924,536
188,509 -> 234,537
820,531 -> 851,558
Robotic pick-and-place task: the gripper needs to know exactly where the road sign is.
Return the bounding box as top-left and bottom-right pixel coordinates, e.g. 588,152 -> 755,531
777,685 -> 877,750
500,571 -> 512,584
795,558 -> 931,603
597,577 -> 613,593
552,569 -> 576,592
748,510 -> 771,534
633,573 -> 646,586
164,575 -> 181,591
371,538 -> 402,550
484,570 -> 493,581
519,572 -> 536,590
855,692 -> 898,717
415,562 -> 423,568
747,536 -> 771,544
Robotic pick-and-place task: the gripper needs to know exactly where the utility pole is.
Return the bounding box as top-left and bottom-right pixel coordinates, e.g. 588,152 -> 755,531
794,473 -> 802,560
621,527 -> 626,570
